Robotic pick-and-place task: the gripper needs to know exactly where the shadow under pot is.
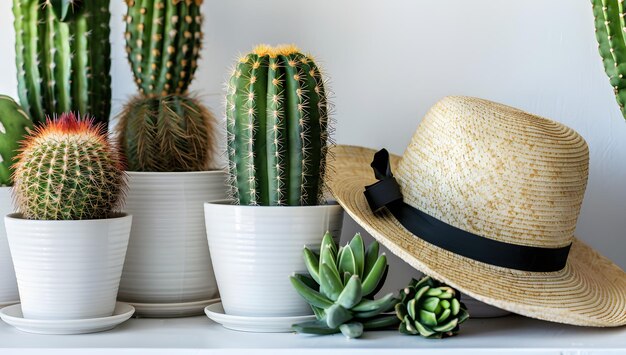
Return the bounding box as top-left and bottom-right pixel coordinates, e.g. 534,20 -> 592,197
0,187 -> 18,307
204,201 -> 343,318
118,171 -> 227,317
5,213 -> 132,320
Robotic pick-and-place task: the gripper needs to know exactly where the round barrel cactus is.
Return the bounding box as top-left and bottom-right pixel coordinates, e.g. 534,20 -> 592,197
0,95 -> 33,186
13,0 -> 112,125
116,94 -> 216,172
226,44 -> 331,206
13,113 -> 126,220
124,0 -> 203,95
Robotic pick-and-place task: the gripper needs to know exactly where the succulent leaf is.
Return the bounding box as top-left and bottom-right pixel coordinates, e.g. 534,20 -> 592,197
303,248 -> 320,284
395,303 -> 407,320
289,275 -> 333,309
437,308 -> 451,323
422,297 -> 441,313
361,314 -> 401,330
319,263 -> 343,302
354,292 -> 398,313
414,321 -> 435,337
349,233 -> 365,277
363,240 -> 379,276
293,273 -> 318,291
339,322 -> 364,339
352,293 -> 397,319
325,304 -> 353,329
451,298 -> 460,315
361,254 -> 387,296
338,244 -> 357,277
292,320 -> 339,335
336,275 -> 362,309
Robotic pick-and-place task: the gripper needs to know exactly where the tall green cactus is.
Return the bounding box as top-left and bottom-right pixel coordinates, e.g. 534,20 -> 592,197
0,95 -> 34,186
226,45 -> 331,206
124,0 -> 203,96
592,0 -> 626,120
13,0 -> 112,125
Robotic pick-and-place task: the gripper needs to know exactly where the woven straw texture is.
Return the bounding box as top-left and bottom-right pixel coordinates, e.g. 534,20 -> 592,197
327,96 -> 626,327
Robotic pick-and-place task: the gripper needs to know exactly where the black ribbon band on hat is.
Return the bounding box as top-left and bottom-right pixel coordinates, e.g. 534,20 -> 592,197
363,149 -> 571,272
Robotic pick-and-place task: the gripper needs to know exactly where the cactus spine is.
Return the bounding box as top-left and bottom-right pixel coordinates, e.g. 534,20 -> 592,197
13,0 -> 112,125
124,0 -> 203,96
226,44 -> 331,206
0,95 -> 34,186
116,94 -> 215,172
13,113 -> 126,220
592,0 -> 626,120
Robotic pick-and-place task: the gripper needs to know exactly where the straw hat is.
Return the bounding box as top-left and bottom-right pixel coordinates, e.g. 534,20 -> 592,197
328,96 -> 626,327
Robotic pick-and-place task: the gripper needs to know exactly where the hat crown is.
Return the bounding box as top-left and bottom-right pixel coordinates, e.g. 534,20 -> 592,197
396,96 -> 589,248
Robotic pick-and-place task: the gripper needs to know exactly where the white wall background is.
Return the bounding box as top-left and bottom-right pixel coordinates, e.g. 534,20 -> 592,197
0,1 -> 625,289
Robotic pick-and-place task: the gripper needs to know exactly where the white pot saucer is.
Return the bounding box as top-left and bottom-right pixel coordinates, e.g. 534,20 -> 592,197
205,302 -> 316,333
0,300 -> 19,308
128,298 -> 220,318
0,302 -> 135,335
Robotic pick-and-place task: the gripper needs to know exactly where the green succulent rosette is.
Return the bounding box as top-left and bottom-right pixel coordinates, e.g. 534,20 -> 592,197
395,276 -> 469,339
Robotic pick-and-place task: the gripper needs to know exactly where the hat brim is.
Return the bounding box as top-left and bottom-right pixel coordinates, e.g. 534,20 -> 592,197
328,145 -> 626,327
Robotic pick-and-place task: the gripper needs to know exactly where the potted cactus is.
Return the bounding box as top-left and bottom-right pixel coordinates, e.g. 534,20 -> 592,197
4,113 -> 131,321
13,0 -> 111,125
115,0 -> 225,317
0,95 -> 33,307
204,44 -> 343,320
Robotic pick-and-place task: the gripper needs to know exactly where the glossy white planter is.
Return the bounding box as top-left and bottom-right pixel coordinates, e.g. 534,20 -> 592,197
0,187 -> 18,305
119,171 -> 227,305
5,213 -> 132,320
205,201 -> 344,317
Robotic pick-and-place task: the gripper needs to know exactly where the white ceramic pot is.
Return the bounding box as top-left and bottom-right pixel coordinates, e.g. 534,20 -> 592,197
5,213 -> 132,320
118,171 -> 227,305
204,201 -> 344,317
0,187 -> 18,305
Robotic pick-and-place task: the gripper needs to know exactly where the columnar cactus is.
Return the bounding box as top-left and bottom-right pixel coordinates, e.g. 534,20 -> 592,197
0,95 -> 33,186
116,94 -> 215,172
227,44 -> 331,206
290,233 -> 399,338
119,0 -> 215,172
395,276 -> 469,339
13,0 -> 112,125
592,0 -> 626,120
124,0 -> 203,96
13,113 -> 126,220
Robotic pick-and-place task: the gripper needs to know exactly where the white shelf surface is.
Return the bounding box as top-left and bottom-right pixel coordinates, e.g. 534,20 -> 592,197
1,314 -> 625,354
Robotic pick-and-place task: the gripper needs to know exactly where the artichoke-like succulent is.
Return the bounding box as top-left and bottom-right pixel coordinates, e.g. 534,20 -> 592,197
395,276 -> 469,339
290,232 -> 399,338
